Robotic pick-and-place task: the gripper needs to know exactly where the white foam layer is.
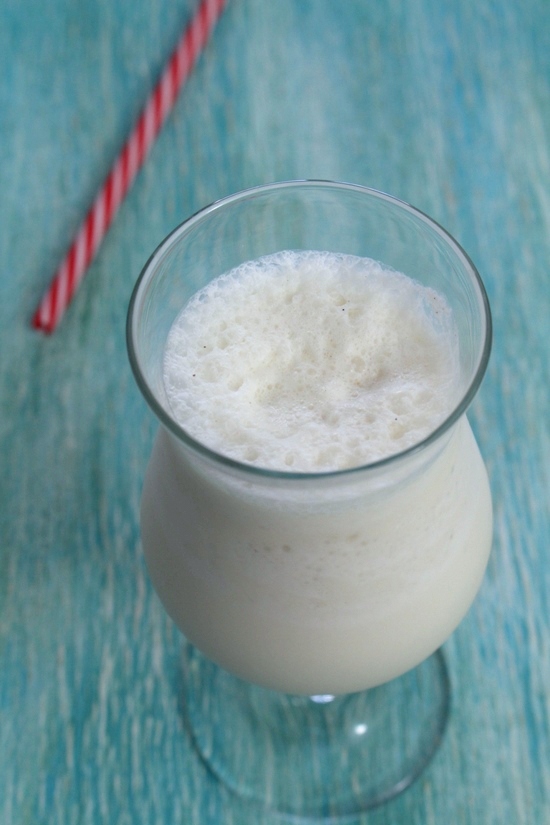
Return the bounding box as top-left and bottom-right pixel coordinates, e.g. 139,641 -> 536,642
163,251 -> 460,471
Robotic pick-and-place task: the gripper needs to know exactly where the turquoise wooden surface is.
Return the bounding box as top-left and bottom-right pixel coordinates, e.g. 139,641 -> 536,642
1,0 -> 549,822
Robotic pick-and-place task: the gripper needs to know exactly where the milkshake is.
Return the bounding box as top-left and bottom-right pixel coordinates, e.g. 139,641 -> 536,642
139,250 -> 492,695
128,182 -> 493,814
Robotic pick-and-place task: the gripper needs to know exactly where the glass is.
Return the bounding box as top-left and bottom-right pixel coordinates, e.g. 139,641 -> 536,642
127,181 -> 492,820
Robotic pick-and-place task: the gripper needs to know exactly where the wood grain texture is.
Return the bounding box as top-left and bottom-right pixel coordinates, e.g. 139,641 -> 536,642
1,0 -> 549,822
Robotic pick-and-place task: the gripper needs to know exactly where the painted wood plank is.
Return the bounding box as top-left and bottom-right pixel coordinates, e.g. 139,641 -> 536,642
1,0 -> 549,822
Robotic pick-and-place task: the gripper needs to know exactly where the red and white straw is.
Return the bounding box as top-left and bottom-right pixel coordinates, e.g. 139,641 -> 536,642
32,0 -> 227,334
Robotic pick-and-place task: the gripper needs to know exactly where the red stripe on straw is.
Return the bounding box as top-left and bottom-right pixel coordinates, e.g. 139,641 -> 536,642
32,0 -> 227,334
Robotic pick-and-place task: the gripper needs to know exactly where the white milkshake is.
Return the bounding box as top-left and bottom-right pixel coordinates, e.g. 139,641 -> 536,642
140,251 -> 492,695
163,251 -> 461,472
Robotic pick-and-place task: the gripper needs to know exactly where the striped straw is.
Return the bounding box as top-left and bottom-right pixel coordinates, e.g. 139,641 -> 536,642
32,0 -> 227,334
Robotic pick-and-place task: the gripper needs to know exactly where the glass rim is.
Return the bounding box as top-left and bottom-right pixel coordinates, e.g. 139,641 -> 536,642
127,179 -> 492,481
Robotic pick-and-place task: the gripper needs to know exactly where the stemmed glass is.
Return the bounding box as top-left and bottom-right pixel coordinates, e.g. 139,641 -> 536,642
127,181 -> 492,821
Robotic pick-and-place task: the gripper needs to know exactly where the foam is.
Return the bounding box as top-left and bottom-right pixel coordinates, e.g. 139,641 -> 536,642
163,250 -> 460,471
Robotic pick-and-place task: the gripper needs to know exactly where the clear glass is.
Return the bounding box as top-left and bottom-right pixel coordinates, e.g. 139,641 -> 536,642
127,181 -> 492,820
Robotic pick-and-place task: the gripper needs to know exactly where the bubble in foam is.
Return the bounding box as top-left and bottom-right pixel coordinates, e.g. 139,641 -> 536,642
163,250 -> 460,471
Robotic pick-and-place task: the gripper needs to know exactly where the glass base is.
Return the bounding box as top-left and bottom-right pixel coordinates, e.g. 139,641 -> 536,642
181,644 -> 450,822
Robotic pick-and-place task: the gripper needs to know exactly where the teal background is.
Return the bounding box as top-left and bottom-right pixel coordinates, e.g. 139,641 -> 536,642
1,0 -> 549,822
